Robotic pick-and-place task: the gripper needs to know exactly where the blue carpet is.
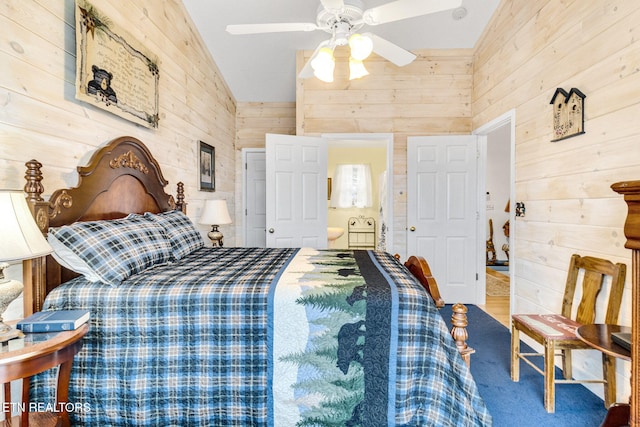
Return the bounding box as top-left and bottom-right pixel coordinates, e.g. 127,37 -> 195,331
440,305 -> 608,427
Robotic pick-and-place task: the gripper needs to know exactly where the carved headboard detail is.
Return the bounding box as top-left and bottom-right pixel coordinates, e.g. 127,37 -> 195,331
23,136 -> 186,315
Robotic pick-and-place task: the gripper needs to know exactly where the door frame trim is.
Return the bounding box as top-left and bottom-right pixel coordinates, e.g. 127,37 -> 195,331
473,109 -> 516,306
321,133 -> 394,253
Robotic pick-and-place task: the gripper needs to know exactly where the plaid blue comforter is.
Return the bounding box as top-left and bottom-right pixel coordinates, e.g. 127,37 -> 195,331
32,247 -> 490,426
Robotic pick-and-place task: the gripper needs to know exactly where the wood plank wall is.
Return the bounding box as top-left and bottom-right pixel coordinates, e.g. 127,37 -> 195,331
296,47 -> 474,255
473,0 -> 640,400
1,0 -> 236,244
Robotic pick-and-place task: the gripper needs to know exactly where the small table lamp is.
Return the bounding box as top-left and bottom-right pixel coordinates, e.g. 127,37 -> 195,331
0,190 -> 52,340
199,199 -> 232,247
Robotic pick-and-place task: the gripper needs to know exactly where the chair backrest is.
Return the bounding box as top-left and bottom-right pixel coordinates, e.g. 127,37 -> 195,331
560,254 -> 626,325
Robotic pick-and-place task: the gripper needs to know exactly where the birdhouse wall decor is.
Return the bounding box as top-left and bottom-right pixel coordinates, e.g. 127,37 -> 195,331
550,88 -> 586,142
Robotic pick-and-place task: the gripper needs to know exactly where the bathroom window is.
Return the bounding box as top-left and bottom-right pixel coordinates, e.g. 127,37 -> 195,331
330,164 -> 373,208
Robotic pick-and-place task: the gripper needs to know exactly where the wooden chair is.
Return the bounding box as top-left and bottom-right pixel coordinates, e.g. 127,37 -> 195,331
511,254 -> 626,413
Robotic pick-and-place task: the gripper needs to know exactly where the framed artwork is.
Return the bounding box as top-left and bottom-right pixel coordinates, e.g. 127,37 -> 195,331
75,0 -> 159,128
199,141 -> 215,191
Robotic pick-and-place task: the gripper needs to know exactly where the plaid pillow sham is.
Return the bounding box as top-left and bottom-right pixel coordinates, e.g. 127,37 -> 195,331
143,210 -> 205,260
49,216 -> 172,286
48,233 -> 102,282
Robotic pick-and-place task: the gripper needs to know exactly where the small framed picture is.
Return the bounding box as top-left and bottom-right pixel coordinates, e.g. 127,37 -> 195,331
199,141 -> 215,191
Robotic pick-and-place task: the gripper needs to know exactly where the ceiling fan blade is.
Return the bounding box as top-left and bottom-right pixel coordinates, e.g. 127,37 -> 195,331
226,22 -> 318,35
368,33 -> 416,67
363,0 -> 462,25
320,0 -> 345,13
298,40 -> 331,79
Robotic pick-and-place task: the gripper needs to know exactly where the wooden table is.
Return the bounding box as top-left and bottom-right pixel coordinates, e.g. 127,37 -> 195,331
577,324 -> 631,427
577,324 -> 631,361
0,324 -> 88,427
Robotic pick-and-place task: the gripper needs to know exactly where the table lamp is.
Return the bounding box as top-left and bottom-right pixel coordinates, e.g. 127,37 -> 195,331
199,199 -> 232,247
0,190 -> 52,340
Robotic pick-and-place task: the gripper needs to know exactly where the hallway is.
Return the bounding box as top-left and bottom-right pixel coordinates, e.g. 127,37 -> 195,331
479,294 -> 509,327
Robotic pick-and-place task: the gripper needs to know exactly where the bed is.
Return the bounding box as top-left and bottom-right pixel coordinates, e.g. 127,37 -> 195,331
22,136 -> 491,426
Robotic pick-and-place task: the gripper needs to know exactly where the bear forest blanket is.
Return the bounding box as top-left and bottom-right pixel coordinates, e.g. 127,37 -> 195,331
32,247 -> 491,426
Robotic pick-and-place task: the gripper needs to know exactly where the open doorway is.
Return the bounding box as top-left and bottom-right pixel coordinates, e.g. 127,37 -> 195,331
242,133 -> 394,251
323,133 -> 394,253
326,140 -> 388,251
474,111 -> 515,327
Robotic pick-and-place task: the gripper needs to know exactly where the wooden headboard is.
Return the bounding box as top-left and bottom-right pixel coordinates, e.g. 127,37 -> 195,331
23,136 -> 186,315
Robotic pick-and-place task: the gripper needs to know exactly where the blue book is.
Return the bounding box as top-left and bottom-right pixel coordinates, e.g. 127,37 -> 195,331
17,310 -> 90,333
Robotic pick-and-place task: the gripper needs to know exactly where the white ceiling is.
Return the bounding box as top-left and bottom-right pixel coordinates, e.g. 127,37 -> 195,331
182,0 -> 500,103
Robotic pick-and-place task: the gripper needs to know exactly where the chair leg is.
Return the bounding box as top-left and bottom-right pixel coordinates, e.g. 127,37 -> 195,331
511,325 -> 520,382
544,340 -> 556,413
602,353 -> 617,408
563,348 -> 572,379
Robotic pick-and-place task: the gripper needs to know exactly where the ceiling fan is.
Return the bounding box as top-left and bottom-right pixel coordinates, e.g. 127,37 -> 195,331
226,0 -> 463,81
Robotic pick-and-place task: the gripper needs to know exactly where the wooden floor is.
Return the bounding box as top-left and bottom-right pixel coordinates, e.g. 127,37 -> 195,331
479,295 -> 510,327
479,270 -> 510,327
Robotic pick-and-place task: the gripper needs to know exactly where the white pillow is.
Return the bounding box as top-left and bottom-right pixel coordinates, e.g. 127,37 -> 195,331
47,233 -> 102,282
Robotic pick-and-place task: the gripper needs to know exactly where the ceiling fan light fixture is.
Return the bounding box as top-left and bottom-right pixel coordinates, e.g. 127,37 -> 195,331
348,33 -> 373,60
349,57 -> 369,80
314,68 -> 335,83
311,46 -> 335,82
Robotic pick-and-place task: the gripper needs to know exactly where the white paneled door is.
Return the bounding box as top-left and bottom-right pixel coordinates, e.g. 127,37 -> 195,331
244,149 -> 267,247
265,134 -> 328,248
407,136 -> 478,303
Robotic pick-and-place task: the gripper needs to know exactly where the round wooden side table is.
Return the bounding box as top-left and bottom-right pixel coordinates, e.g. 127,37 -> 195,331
577,324 -> 631,427
576,324 -> 631,361
0,324 -> 89,427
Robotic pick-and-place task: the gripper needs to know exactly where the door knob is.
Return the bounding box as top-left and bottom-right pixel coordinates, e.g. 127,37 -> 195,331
410,226 -> 416,232
268,228 -> 275,233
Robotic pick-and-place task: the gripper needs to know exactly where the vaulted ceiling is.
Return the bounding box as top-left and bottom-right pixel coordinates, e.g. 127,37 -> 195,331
182,0 -> 500,103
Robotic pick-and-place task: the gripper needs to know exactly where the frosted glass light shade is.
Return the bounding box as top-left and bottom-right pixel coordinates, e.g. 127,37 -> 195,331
311,47 -> 335,83
348,33 -> 373,61
314,68 -> 334,83
0,190 -> 52,262
330,164 -> 373,208
349,58 -> 369,80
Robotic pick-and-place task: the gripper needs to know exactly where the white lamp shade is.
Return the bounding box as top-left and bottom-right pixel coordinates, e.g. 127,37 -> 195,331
0,190 -> 52,262
199,199 -> 232,226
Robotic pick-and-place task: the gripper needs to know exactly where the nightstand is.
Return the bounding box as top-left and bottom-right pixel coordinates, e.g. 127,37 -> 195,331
0,324 -> 88,427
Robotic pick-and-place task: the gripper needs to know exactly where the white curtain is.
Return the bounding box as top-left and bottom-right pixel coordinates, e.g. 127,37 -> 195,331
330,164 -> 372,208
